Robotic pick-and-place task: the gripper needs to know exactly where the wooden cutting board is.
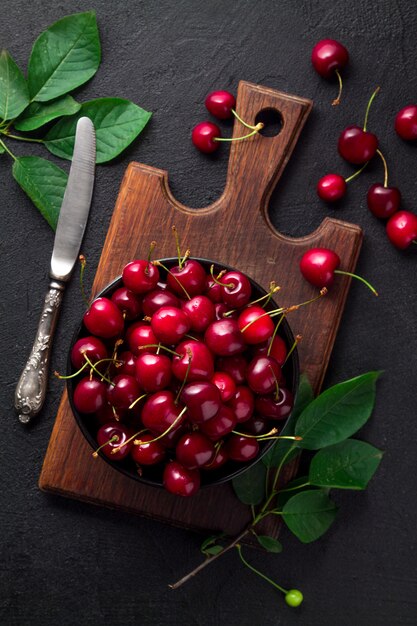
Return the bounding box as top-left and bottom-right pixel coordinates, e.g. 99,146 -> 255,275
39,81 -> 362,538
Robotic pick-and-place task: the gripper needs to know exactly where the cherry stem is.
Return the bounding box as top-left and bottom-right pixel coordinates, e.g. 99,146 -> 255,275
83,354 -> 115,385
128,393 -> 148,410
231,108 -> 259,130
54,357 -> 121,380
376,149 -> 389,187
175,349 -> 193,404
214,123 -> 264,142
145,240 -> 157,276
332,69 -> 343,106
133,406 -> 188,446
334,270 -> 378,296
0,137 -> 16,160
209,264 -> 234,288
111,427 -> 148,454
267,314 -> 285,358
363,86 -> 380,132
172,226 -> 183,268
268,364 -> 280,401
138,344 -> 182,357
284,335 -> 302,366
236,545 -> 288,595
223,282 -> 280,318
345,160 -> 369,184
92,435 -> 119,458
154,260 -> 191,300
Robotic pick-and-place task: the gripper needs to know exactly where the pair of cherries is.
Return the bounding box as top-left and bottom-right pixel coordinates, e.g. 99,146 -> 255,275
191,91 -> 263,153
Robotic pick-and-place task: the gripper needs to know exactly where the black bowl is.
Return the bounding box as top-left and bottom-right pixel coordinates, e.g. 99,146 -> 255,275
67,258 -> 300,489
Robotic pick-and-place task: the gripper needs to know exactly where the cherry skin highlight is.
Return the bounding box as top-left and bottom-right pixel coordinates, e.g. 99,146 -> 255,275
386,211 -> 417,249
180,381 -> 221,423
311,39 -> 348,79
211,371 -> 236,402
317,174 -> 346,202
205,318 -> 246,356
300,248 -> 340,288
127,323 -> 158,355
151,306 -> 191,344
192,122 -> 220,153
226,435 -> 259,462
395,105 -> 417,140
135,353 -> 172,392
205,90 -> 236,119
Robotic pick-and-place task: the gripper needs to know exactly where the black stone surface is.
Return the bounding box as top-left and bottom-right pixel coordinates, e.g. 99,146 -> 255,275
1,1 -> 416,625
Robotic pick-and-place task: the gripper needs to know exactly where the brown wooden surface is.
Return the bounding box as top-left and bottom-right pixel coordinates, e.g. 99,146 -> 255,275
39,81 -> 363,538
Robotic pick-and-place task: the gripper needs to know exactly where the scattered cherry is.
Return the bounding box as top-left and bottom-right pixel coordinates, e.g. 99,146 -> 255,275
386,211 -> 417,249
338,87 -> 380,164
317,173 -> 346,202
205,90 -> 236,119
395,105 -> 417,140
367,149 -> 401,219
192,121 -> 221,153
311,39 -> 348,105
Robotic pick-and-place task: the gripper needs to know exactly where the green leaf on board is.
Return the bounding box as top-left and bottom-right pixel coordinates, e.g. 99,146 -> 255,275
295,371 -> 382,450
0,49 -> 30,120
281,490 -> 338,543
232,461 -> 266,505
256,535 -> 283,553
14,95 -> 81,131
262,373 -> 314,468
28,11 -> 100,102
44,97 -> 151,163
309,439 -> 383,490
12,156 -> 68,229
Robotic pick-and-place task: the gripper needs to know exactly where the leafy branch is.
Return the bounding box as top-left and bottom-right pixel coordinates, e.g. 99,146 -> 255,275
169,371 -> 383,607
0,11 -> 152,229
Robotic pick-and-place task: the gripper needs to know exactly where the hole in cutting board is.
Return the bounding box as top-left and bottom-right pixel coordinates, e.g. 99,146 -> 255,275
255,108 -> 282,136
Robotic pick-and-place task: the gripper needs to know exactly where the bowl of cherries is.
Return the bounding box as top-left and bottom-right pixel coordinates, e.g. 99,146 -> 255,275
66,251 -> 299,497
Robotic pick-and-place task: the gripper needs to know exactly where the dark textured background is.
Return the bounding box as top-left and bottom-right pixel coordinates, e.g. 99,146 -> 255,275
1,1 -> 416,624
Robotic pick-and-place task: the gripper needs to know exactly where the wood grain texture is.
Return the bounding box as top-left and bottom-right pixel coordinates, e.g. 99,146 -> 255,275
39,81 -> 362,538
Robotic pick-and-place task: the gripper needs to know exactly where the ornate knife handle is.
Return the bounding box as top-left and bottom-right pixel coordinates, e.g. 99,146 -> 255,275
15,281 -> 65,424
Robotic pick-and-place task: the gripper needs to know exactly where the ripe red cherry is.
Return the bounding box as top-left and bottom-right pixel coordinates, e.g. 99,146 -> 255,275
135,353 -> 172,392
141,391 -> 184,433
131,434 -> 165,465
216,355 -> 247,384
167,259 -> 207,297
205,278 -> 223,303
73,377 -> 107,413
70,336 -> 108,370
83,297 -> 124,338
386,211 -> 417,249
203,445 -> 228,470
107,374 -> 141,410
151,306 -> 191,344
220,271 -> 252,307
317,174 -> 346,202
111,287 -> 142,320
214,303 -> 236,320
255,387 -> 294,420
227,385 -> 254,423
254,335 -> 287,365
243,414 -> 270,435
226,435 -> 259,462
246,356 -> 281,395
211,371 -> 236,402
338,126 -> 378,164
311,39 -> 348,78
367,184 -> 401,219
172,340 -> 214,382
96,423 -> 133,461
205,319 -> 245,356
127,323 -> 158,355
191,121 -> 220,153
238,305 -> 274,344
300,248 -> 340,288
118,351 -> 137,377
200,405 -> 237,441
163,461 -> 200,496
142,289 -> 179,316
205,90 -> 236,119
180,381 -> 221,423
176,432 -> 215,469
122,259 -> 160,294
182,295 -> 215,332
395,105 -> 417,140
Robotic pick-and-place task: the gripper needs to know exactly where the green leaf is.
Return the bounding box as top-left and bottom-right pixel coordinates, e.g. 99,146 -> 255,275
14,95 -> 81,131
256,535 -> 283,553
0,49 -> 30,120
309,439 -> 383,490
12,156 -> 68,229
232,462 -> 266,505
295,371 -> 382,450
44,98 -> 152,163
262,373 -> 314,467
28,11 -> 100,102
200,534 -> 225,554
203,545 -> 223,556
0,143 -> 4,154
281,490 -> 338,543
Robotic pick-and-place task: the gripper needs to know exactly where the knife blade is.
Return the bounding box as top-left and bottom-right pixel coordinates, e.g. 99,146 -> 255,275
15,117 -> 96,424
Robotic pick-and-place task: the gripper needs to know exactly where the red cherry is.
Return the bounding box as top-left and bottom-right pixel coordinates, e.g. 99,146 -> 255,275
172,340 -> 214,382
95,402 -> 121,425
238,305 -> 274,344
106,374 -> 141,410
202,445 -> 229,470
151,306 -> 191,344
243,414 -> 270,435
367,184 -> 401,219
142,289 -> 180,316
338,126 -> 378,164
395,105 -> 417,140
246,356 -> 281,395
70,336 -> 108,370
205,319 -> 246,356
73,377 -> 107,414
255,387 -> 294,420
227,385 -> 254,423
191,121 -> 220,153
163,461 -> 200,496
180,381 -> 221,423
300,248 -> 340,288
386,211 -> 417,249
205,90 -> 236,119
127,323 -> 158,355
122,259 -> 160,294
311,39 -> 348,79
96,423 -> 133,461
216,355 -> 247,384
118,351 -> 137,377
83,297 -> 124,338
135,353 -> 172,392
317,174 -> 346,202
167,259 -> 207,297
111,287 -> 142,320
220,271 -> 252,307
176,432 -> 215,469
141,391 -> 184,433
182,295 -> 215,332
200,405 -> 237,441
205,278 -> 223,303
226,435 -> 259,462
211,371 -> 236,402
131,433 -> 165,465
214,302 -> 237,320
254,335 -> 287,365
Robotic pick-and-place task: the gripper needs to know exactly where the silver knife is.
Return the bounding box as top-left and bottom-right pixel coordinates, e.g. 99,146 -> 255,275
15,117 -> 96,424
